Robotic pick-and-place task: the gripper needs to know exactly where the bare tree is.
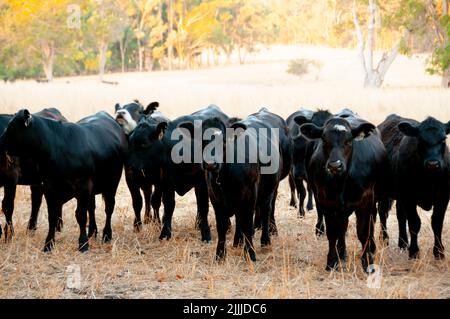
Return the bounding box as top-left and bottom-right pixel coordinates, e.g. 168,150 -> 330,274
353,0 -> 402,88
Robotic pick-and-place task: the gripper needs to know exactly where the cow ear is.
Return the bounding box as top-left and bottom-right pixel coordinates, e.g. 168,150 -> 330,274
445,120 -> 450,135
293,115 -> 309,126
156,121 -> 167,140
23,109 -> 32,127
352,122 -> 375,140
300,123 -> 322,139
178,121 -> 195,139
398,121 -> 419,137
144,102 -> 159,115
115,103 -> 121,112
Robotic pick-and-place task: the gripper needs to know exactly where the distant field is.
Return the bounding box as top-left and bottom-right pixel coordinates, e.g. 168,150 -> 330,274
0,45 -> 449,298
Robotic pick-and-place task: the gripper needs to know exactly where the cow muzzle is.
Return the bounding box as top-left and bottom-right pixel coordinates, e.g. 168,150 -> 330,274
327,160 -> 344,175
424,159 -> 441,171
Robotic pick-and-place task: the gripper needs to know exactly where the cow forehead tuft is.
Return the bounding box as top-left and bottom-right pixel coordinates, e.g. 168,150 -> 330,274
333,124 -> 348,132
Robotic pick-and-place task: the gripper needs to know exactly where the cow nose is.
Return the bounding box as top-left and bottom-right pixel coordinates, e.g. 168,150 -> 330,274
425,160 -> 440,170
327,160 -> 343,173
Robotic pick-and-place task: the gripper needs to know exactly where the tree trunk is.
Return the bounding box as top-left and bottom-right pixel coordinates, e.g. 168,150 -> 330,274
441,68 -> 450,88
99,41 -> 108,82
41,41 -> 54,82
441,0 -> 449,87
353,0 -> 400,88
137,39 -> 144,72
168,0 -> 173,70
119,40 -> 126,73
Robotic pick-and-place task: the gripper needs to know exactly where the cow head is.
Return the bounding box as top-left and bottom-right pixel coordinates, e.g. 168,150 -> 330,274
398,117 -> 450,172
127,119 -> 167,171
178,117 -> 226,172
300,117 -> 375,176
114,100 -> 159,135
0,109 -> 35,157
292,109 -> 332,178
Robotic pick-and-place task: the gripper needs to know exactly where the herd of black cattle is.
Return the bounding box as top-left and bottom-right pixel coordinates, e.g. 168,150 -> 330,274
0,101 -> 448,273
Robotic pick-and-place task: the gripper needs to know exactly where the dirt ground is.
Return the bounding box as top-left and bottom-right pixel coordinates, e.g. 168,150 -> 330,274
0,45 -> 449,298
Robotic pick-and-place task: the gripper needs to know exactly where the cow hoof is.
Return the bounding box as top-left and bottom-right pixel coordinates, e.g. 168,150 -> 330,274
133,219 -> 142,232
201,233 -> 212,243
215,252 -> 226,262
325,263 -> 339,272
261,238 -> 271,247
43,242 -> 54,252
159,230 -> 171,241
102,234 -> 112,243
203,239 -> 212,245
289,200 -> 297,208
315,229 -> 324,238
307,204 -> 314,211
408,250 -> 420,259
433,248 -> 445,260
143,217 -> 151,225
398,238 -> 409,250
78,243 -> 89,253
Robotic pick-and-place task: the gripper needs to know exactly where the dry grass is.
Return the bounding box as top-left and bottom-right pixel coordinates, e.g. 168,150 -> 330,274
0,45 -> 449,299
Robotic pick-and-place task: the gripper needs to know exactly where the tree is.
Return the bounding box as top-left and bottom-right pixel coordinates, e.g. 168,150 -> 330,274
85,0 -> 128,81
352,0 -> 406,88
1,0 -> 77,81
426,0 -> 450,87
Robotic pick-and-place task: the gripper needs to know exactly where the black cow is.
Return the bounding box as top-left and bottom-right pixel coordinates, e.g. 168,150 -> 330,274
114,100 -> 159,135
249,107 -> 291,235
0,108 -> 67,240
114,100 -> 166,228
178,112 -> 283,261
125,112 -> 169,229
378,114 -> 450,259
287,109 -> 332,218
301,116 -> 387,272
128,105 -> 229,242
0,109 -> 127,252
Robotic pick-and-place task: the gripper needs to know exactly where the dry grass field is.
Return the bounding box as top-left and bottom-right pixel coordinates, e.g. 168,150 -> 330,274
0,45 -> 449,298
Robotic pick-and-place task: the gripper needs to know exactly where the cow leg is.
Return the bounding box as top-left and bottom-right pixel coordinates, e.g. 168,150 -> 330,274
56,209 -> 64,233
233,216 -> 243,247
28,184 -> 43,232
288,173 -> 297,207
315,204 -> 325,237
212,202 -> 228,261
151,184 -> 162,224
269,188 -> 278,236
377,197 -> 391,244
306,185 -> 314,211
143,185 -> 152,224
356,204 -> 377,273
102,192 -> 115,243
295,178 -> 306,218
258,190 -> 273,247
87,196 -> 97,238
75,184 -> 92,252
159,188 -> 175,240
237,206 -> 256,262
43,193 -> 62,252
253,207 -> 261,230
126,174 -> 143,232
403,202 -> 421,259
431,196 -> 448,260
337,217 -> 349,263
194,180 -> 211,243
2,182 -> 16,241
396,201 -> 409,250
324,212 -> 339,271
